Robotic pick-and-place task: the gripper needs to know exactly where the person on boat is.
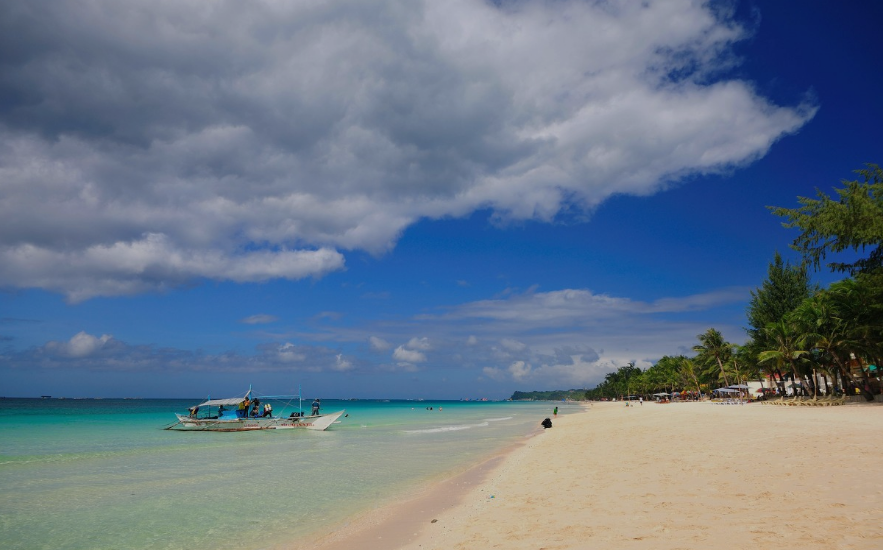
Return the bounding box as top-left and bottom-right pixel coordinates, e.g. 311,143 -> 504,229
263,403 -> 272,417
237,399 -> 247,418
251,404 -> 260,417
311,398 -> 320,416
188,406 -> 199,418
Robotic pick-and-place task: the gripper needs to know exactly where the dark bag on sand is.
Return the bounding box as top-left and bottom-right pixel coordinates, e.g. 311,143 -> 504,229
541,418 -> 552,429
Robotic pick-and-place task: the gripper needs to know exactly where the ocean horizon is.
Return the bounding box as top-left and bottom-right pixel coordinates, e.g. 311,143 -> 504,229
0,397 -> 578,549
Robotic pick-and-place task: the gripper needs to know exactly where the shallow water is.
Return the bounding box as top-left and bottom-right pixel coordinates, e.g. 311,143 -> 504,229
0,397 -> 576,549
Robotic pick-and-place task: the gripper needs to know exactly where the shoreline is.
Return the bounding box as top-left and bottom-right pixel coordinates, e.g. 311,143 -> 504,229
300,401 -> 882,549
300,417 -> 549,550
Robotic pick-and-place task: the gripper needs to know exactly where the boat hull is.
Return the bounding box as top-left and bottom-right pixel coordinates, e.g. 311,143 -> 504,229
167,410 -> 345,432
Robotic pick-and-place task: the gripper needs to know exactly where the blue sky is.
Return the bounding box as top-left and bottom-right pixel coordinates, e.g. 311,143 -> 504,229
1,0 -> 880,399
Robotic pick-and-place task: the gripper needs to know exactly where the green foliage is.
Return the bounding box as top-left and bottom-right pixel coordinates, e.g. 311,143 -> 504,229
582,362 -> 643,399
770,164 -> 883,275
692,328 -> 734,385
746,252 -> 815,347
510,389 -> 588,401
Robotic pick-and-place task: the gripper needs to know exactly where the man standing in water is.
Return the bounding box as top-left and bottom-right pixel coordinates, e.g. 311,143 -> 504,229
311,398 -> 320,416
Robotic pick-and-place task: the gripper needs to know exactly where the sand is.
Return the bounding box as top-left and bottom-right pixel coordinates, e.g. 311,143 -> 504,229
309,401 -> 883,550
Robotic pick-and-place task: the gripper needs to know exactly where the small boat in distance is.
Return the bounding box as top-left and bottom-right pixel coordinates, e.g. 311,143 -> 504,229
164,389 -> 344,432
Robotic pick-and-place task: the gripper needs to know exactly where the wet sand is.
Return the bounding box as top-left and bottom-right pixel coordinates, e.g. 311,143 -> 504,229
306,401 -> 883,550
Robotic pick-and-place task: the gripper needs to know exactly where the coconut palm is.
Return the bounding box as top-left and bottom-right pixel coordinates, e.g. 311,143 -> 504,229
757,320 -> 811,396
676,356 -> 704,398
692,328 -> 733,387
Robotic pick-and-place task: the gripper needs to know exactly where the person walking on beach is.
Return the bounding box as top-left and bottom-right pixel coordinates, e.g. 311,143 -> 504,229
311,398 -> 320,416
553,406 -> 558,416
639,397 -> 643,406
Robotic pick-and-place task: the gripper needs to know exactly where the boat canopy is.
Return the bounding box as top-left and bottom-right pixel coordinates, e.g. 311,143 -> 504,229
197,397 -> 246,408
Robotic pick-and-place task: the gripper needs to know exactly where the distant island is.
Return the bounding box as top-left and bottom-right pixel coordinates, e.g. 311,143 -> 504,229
510,389 -> 586,401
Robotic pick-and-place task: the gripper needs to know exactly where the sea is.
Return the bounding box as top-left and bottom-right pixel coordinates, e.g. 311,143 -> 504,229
0,397 -> 577,549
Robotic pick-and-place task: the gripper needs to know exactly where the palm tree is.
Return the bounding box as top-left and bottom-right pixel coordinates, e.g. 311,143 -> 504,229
693,328 -> 733,387
676,356 -> 704,399
727,345 -> 759,396
826,276 -> 883,398
791,291 -> 855,396
757,320 -> 811,396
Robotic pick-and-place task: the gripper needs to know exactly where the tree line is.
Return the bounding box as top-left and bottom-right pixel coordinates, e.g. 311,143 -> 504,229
510,390 -> 588,401
584,164 -> 883,401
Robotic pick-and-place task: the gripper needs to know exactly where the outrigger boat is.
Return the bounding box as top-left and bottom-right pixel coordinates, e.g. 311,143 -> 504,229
164,389 -> 344,432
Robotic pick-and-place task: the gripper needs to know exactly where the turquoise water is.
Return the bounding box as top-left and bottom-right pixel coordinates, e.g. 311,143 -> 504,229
0,397 -> 576,549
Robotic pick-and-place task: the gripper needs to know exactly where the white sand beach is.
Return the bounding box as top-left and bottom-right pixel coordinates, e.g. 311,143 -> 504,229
306,401 -> 883,550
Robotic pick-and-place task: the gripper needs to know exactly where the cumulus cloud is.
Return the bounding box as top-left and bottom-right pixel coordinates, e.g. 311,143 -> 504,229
0,0 -> 814,300
501,361 -> 527,381
275,342 -> 306,363
44,331 -> 114,358
392,345 -> 427,363
334,353 -> 353,372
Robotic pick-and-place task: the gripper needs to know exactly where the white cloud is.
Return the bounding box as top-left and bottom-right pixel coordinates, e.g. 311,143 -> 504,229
0,0 -> 814,300
45,331 -> 114,358
392,345 -> 427,363
406,337 -> 431,351
0,234 -> 344,302
334,353 -> 353,372
507,360 -> 532,381
276,343 -> 306,363
438,287 -> 750,325
241,314 -> 279,325
369,336 -> 392,351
